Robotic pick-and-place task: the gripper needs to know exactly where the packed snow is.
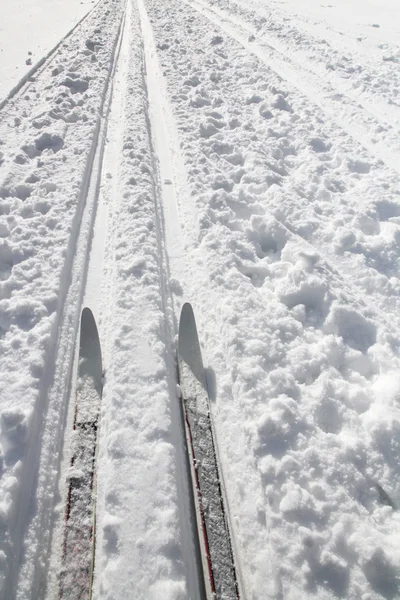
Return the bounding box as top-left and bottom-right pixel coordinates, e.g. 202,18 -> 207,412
0,0 -> 400,598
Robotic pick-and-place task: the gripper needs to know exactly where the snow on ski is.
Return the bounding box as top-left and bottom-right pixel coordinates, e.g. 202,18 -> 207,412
178,303 -> 240,600
60,308 -> 103,599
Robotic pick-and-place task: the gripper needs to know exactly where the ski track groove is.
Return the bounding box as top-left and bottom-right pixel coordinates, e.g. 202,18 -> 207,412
11,5 -> 127,599
82,1 -> 207,596
137,1 -> 275,591
228,0 -> 400,118
86,5 -> 134,595
137,1 -> 256,596
200,0 -> 400,130
137,0 -> 211,596
45,10 -> 128,600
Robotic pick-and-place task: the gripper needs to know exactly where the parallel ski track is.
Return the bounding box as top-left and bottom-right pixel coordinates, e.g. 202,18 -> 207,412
137,0 -> 245,597
184,0 -> 400,177
225,0 -> 400,121
18,0 -> 398,598
12,6 -> 127,599
136,1 -> 208,598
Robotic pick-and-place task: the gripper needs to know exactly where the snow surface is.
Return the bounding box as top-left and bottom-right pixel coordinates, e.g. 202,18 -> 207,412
0,0 -> 95,103
0,0 -> 400,598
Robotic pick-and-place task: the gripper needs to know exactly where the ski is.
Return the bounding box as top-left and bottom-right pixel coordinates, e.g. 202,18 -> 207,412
178,303 -> 240,600
60,307 -> 103,599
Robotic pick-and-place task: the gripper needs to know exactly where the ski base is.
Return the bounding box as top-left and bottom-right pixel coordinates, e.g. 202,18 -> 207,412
60,307 -> 102,599
178,303 -> 240,600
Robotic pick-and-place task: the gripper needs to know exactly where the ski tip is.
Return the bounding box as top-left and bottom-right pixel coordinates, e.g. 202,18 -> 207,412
178,302 -> 196,341
81,306 -> 97,330
82,306 -> 95,319
180,302 -> 194,319
79,307 -> 102,390
80,307 -> 100,348
178,302 -> 207,387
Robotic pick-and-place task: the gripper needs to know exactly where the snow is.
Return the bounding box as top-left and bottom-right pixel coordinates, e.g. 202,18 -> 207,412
0,0 -> 125,596
0,0 -> 400,598
274,0 -> 400,46
0,0 -> 95,103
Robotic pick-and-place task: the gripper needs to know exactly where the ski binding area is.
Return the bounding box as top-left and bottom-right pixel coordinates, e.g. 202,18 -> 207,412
0,0 -> 400,598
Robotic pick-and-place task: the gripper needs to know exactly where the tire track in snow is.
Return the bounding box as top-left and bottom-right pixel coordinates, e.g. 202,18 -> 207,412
184,0 -> 400,177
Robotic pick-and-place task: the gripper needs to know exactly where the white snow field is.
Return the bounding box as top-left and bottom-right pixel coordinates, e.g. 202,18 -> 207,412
0,0 -> 400,597
0,0 -> 95,103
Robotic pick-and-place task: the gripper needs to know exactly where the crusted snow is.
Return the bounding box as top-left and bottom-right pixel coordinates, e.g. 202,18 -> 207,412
0,0 -> 400,598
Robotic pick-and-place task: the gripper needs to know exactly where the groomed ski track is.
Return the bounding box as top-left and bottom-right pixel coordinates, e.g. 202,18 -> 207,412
0,1 -> 126,597
1,0 -> 400,598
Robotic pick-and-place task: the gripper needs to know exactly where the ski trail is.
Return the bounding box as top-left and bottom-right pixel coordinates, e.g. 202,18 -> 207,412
137,0 -> 207,597
140,0 -> 400,346
83,8 -> 129,321
79,0 -> 205,596
137,0 -> 203,304
191,0 -> 400,133
43,8 -> 129,600
5,0 -> 398,596
184,0 -> 400,176
138,4 -> 188,300
224,0 -> 400,120
13,6 -> 127,599
137,2 -> 249,597
131,2 -> 400,595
